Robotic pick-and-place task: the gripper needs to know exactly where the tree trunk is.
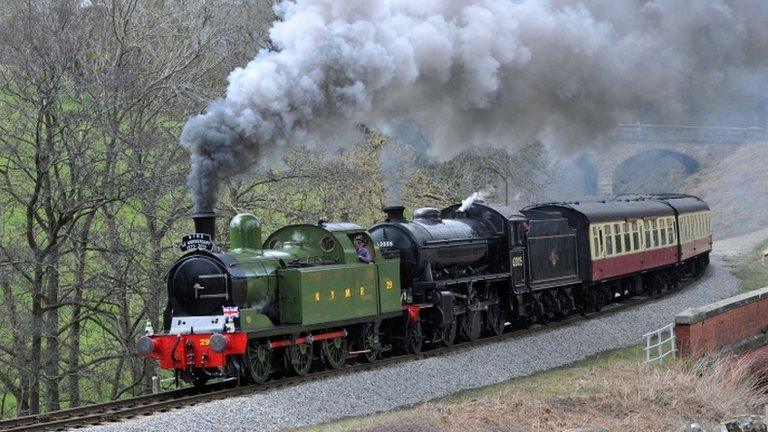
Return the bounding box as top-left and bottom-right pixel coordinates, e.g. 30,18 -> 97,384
0,272 -> 31,416
141,201 -> 166,392
29,262 -> 43,414
44,245 -> 60,411
67,213 -> 94,408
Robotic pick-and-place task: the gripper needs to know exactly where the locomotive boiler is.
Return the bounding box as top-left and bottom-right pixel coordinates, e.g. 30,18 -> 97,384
368,204 -> 519,349
368,205 -> 506,295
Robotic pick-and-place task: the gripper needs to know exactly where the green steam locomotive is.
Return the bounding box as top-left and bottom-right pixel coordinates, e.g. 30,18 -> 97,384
136,212 -> 403,385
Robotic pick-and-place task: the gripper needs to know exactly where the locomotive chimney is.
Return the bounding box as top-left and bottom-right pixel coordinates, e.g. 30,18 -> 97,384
192,211 -> 217,242
382,205 -> 406,222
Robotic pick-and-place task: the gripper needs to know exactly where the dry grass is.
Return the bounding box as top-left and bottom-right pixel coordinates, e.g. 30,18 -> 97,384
297,350 -> 768,432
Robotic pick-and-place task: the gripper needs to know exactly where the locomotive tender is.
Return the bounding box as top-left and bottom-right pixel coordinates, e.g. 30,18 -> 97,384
137,194 -> 711,385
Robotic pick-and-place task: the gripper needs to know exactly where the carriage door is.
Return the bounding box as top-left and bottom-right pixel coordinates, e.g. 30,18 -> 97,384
593,225 -> 605,259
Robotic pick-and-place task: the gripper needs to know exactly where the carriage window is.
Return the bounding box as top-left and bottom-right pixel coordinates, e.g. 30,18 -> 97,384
694,215 -> 699,238
605,225 -> 613,255
615,224 -> 623,254
599,228 -> 605,256
699,214 -> 704,237
696,214 -> 702,238
626,222 -> 631,251
658,219 -> 665,245
670,218 -> 676,243
690,215 -> 694,239
592,227 -> 600,258
644,223 -> 651,248
679,217 -> 684,241
698,214 -> 702,237
632,222 -> 640,250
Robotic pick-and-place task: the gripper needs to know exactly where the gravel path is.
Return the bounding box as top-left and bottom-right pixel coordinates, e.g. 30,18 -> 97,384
85,233 -> 766,432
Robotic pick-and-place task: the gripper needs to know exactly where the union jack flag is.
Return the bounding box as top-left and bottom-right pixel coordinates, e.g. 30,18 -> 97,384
222,306 -> 239,319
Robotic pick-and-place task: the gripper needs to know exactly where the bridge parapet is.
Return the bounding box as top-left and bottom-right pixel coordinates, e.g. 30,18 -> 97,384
611,123 -> 766,145
675,286 -> 768,357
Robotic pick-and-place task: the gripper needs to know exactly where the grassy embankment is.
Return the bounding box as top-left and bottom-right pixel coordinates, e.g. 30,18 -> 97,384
729,241 -> 768,293
294,243 -> 768,432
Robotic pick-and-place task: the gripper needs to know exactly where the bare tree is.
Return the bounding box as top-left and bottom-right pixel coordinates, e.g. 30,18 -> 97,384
0,0 -> 125,412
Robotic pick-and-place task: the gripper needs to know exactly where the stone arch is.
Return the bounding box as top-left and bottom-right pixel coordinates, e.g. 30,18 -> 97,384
575,153 -> 598,195
612,149 -> 701,194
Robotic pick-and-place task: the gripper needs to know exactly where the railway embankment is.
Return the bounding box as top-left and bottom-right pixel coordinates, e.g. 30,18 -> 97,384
80,233 -> 766,432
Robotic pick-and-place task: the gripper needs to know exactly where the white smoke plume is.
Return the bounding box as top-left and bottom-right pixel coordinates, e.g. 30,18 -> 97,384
181,0 -> 768,211
459,189 -> 492,212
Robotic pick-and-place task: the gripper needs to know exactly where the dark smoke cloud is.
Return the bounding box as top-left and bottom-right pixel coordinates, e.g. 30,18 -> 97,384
181,0 -> 768,211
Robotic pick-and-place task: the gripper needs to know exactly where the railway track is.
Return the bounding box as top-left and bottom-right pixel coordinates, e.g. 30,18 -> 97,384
0,277 -> 697,432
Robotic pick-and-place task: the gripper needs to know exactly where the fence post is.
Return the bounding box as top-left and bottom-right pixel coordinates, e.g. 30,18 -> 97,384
645,334 -> 651,363
670,326 -> 676,359
152,376 -> 160,394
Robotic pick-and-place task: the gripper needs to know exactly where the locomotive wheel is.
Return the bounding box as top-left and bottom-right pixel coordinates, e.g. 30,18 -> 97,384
403,320 -> 423,354
592,290 -> 604,312
441,320 -> 457,347
485,303 -> 506,336
518,314 -> 534,329
284,342 -> 313,376
320,337 -> 347,370
226,356 -> 247,385
460,309 -> 482,341
192,373 -> 208,388
528,294 -> 549,323
546,291 -> 564,321
246,340 -> 272,384
535,297 -> 550,324
361,324 -> 380,363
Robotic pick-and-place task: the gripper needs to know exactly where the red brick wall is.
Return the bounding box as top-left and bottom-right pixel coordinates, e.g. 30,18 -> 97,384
676,295 -> 768,357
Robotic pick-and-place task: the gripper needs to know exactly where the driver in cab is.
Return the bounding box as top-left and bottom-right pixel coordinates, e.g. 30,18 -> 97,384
354,237 -> 372,263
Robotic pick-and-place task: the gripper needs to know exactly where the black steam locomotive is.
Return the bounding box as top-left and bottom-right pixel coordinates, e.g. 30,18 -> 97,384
370,194 -> 711,352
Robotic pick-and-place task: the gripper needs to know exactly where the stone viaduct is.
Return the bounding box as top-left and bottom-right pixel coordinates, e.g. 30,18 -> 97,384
581,124 -> 767,194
